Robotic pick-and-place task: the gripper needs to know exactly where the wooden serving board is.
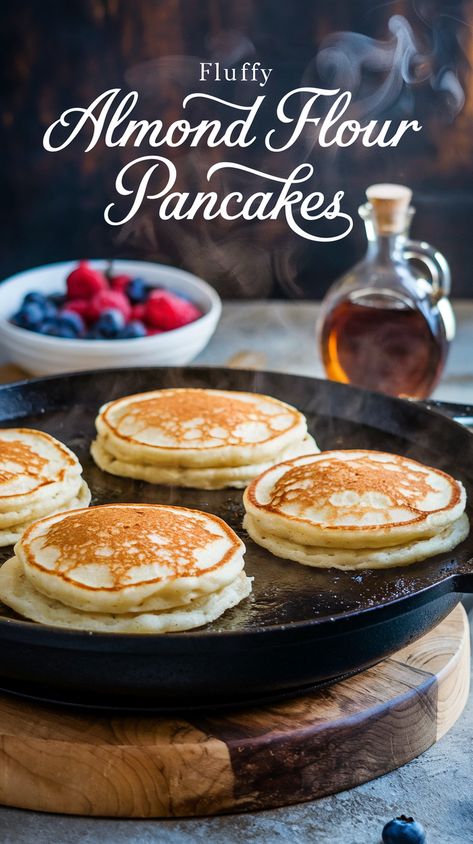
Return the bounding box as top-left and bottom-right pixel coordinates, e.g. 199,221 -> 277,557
0,604 -> 468,818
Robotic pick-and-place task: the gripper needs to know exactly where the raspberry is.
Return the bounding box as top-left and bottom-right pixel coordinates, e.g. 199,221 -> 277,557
88,289 -> 132,322
66,261 -> 108,300
146,326 -> 164,336
62,300 -> 91,323
131,303 -> 147,322
110,274 -> 132,294
144,290 -> 201,331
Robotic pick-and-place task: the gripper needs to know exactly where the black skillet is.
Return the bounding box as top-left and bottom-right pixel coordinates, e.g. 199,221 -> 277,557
0,366 -> 472,712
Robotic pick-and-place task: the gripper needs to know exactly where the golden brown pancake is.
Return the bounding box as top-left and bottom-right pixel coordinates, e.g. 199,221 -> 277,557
0,428 -> 91,546
244,450 -> 467,549
94,388 -> 309,468
17,503 -> 247,613
0,428 -> 81,509
91,387 -> 317,489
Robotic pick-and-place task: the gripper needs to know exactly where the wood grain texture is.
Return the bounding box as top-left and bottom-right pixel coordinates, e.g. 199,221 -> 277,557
0,605 -> 468,817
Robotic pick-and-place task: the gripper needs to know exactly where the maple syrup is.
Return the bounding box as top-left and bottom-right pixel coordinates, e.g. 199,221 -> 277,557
320,296 -> 447,399
318,184 -> 454,399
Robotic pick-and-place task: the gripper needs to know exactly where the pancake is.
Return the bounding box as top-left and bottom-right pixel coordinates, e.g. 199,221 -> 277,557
0,473 -> 85,528
0,428 -> 90,546
0,479 -> 91,547
15,504 -> 247,614
244,450 -> 466,550
0,561 -> 252,633
94,388 -> 310,469
0,428 -> 82,511
244,512 -> 470,570
91,434 -> 318,490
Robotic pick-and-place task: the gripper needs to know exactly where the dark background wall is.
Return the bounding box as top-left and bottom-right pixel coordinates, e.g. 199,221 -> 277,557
1,0 -> 472,298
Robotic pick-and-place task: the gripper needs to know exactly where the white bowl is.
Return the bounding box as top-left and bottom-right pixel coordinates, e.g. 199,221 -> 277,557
0,260 -> 222,376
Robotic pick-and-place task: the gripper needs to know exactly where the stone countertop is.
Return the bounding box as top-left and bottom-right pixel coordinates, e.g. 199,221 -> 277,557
1,300 -> 473,844
196,299 -> 473,405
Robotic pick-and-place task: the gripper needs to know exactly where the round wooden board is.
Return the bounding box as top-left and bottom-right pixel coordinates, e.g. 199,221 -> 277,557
0,604 -> 469,818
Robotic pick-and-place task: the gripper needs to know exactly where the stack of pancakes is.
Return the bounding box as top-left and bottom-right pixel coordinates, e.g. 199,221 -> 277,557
0,429 -> 90,546
0,504 -> 252,632
91,388 -> 318,489
244,450 -> 469,570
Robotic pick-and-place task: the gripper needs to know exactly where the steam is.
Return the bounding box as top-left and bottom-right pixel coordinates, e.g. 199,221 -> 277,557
313,14 -> 465,120
206,30 -> 256,66
125,56 -> 201,95
117,14 -> 467,299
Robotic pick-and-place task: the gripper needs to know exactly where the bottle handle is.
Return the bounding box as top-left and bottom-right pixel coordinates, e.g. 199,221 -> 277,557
403,239 -> 451,301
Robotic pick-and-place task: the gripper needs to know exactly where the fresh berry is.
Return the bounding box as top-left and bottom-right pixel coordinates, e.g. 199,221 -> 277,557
62,299 -> 90,323
20,292 -> 58,322
110,274 -> 132,294
88,290 -> 132,322
23,291 -> 48,308
144,290 -> 201,331
382,816 -> 426,844
131,303 -> 147,322
42,300 -> 59,320
57,311 -> 85,336
94,308 -> 126,338
12,302 -> 45,331
126,277 -> 148,304
40,316 -> 78,339
146,326 -> 163,336
66,261 -> 108,300
119,320 -> 147,339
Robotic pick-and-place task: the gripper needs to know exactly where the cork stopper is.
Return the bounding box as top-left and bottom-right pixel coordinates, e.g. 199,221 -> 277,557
365,183 -> 412,234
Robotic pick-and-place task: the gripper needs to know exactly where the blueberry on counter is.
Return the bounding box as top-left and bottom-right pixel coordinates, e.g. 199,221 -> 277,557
94,308 -> 125,338
126,277 -> 148,304
119,320 -> 147,339
382,816 -> 426,843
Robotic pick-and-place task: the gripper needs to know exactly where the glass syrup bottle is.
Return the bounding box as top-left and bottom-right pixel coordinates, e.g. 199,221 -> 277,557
317,184 -> 455,399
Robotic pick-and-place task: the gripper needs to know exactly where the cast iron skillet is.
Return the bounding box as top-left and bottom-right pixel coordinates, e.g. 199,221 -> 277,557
0,366 -> 472,712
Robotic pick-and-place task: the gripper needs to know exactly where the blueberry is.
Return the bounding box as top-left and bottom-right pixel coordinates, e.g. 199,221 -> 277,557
42,301 -> 58,320
119,320 -> 147,339
23,291 -> 48,308
17,292 -> 58,323
40,318 -> 77,339
126,277 -> 148,304
382,816 -> 426,844
59,311 -> 85,336
94,308 -> 125,338
11,302 -> 45,331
